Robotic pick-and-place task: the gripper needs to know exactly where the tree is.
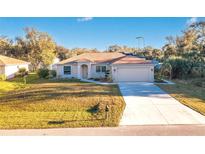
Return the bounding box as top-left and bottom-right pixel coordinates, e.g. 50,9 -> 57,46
176,29 -> 198,54
189,21 -> 205,54
24,28 -> 57,70
162,36 -> 177,59
0,37 -> 13,56
14,37 -> 30,61
107,45 -> 122,52
162,44 -> 177,58
152,49 -> 162,60
143,46 -> 153,59
160,61 -> 172,80
56,46 -> 70,60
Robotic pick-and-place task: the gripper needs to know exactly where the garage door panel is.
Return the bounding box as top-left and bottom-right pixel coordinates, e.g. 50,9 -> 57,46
117,67 -> 150,82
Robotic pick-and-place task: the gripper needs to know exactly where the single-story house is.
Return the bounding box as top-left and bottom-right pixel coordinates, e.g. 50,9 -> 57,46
0,55 -> 29,79
56,52 -> 154,82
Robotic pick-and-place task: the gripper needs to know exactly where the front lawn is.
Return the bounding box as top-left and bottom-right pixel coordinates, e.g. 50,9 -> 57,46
0,74 -> 125,129
157,79 -> 205,116
0,73 -> 38,96
0,81 -> 25,94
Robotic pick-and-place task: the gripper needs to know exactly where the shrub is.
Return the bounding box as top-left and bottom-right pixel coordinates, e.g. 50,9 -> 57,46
191,66 -> 205,78
87,103 -> 104,114
0,74 -> 6,81
191,80 -> 202,87
15,67 -> 28,77
19,67 -> 26,73
160,62 -> 172,79
105,70 -> 110,79
49,70 -> 57,78
166,57 -> 193,79
191,67 -> 202,78
154,66 -> 162,80
37,68 -> 49,79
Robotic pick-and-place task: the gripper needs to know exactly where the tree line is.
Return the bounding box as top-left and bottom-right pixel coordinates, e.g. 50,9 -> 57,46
0,28 -> 100,71
106,22 -> 205,79
0,21 -> 205,80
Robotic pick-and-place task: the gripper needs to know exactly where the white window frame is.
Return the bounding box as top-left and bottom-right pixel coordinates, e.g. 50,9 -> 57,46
63,65 -> 71,75
96,66 -> 106,73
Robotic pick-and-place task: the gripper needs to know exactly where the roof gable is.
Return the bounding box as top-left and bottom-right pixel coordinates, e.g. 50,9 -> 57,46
0,55 -> 29,66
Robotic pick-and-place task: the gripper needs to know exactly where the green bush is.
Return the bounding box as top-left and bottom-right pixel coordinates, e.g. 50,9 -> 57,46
168,58 -> 192,79
19,67 -> 26,73
15,67 -> 28,77
191,67 -> 202,78
49,70 -> 57,78
191,80 -> 202,87
160,62 -> 172,79
154,66 -> 162,79
37,68 -> 49,79
0,74 -> 6,81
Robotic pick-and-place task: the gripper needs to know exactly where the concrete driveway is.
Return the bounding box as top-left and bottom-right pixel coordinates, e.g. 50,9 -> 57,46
119,82 -> 205,125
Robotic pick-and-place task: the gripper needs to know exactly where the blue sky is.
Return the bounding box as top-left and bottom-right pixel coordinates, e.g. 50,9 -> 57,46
0,17 -> 204,51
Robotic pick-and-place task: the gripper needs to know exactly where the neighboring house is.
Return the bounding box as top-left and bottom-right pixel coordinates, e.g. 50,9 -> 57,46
0,55 -> 29,79
56,52 -> 154,82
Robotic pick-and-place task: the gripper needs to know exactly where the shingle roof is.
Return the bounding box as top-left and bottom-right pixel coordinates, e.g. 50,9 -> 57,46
111,56 -> 153,64
58,52 -> 125,64
58,52 -> 153,65
0,55 -> 29,66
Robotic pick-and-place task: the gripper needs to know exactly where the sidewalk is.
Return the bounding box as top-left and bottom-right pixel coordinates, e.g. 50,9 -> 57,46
0,125 -> 205,136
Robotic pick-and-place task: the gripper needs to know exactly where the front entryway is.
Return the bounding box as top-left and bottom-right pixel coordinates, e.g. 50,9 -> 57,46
81,64 -> 88,79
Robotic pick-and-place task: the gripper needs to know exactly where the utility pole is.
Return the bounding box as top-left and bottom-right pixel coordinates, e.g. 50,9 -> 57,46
136,36 -> 145,52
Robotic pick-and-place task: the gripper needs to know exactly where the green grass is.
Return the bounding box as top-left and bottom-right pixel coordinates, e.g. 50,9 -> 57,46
0,73 -> 39,95
157,79 -> 205,116
0,81 -> 25,94
0,74 -> 125,129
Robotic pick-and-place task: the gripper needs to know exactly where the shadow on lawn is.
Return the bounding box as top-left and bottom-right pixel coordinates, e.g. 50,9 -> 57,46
47,117 -> 106,125
48,104 -> 106,125
0,84 -> 120,103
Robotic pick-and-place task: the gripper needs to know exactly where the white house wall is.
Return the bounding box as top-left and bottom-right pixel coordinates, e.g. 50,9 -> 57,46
57,63 -> 111,79
56,64 -> 78,78
56,62 -> 154,82
4,64 -> 29,79
90,64 -> 110,79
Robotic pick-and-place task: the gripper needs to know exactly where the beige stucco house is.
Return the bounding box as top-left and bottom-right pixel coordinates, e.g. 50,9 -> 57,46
0,55 -> 29,79
56,52 -> 154,82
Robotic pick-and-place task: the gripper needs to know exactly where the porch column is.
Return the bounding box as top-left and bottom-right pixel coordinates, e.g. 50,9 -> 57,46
77,64 -> 81,79
87,63 -> 91,78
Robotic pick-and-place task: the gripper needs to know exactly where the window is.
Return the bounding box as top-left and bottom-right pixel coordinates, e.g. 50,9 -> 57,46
64,66 -> 71,75
102,66 -> 106,72
96,66 -> 106,73
96,66 -> 101,72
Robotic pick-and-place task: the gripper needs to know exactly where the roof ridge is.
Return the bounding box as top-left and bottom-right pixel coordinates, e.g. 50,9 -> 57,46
57,52 -> 125,65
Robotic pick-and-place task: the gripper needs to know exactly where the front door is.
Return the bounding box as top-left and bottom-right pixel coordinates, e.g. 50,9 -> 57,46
81,65 -> 88,79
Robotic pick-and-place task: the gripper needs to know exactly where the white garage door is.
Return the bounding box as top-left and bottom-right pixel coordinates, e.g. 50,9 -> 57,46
117,67 -> 151,82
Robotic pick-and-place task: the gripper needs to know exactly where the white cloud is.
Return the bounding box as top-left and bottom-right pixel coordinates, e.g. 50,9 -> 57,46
77,17 -> 93,22
186,17 -> 197,26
